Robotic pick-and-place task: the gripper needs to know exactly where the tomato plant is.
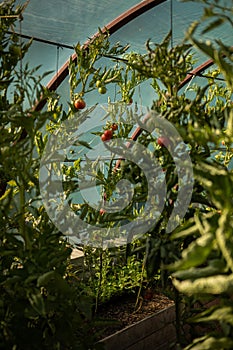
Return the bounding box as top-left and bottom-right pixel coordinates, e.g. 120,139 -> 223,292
0,3 -> 103,350
64,4 -> 233,347
2,1 -> 232,349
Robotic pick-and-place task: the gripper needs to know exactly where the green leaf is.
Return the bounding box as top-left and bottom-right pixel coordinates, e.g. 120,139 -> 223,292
171,218 -> 198,239
28,292 -> 46,316
77,140 -> 92,149
201,18 -> 225,35
37,271 -> 72,295
173,274 -> 233,295
189,305 -> 233,326
170,233 -> 214,271
216,209 -> 233,271
184,336 -> 233,350
172,259 -> 226,280
37,271 -> 57,286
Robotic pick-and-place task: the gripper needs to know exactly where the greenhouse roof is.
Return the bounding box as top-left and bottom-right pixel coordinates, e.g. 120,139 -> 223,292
14,0 -> 232,94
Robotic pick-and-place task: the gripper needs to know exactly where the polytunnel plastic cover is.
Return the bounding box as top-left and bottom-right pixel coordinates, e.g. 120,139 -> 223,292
13,0 -> 232,90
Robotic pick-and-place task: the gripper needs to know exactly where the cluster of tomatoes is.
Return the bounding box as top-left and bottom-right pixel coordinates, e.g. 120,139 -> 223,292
96,80 -> 107,94
101,123 -> 118,142
73,79 -> 107,111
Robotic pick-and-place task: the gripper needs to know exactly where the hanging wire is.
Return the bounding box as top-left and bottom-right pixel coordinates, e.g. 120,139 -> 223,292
170,0 -> 173,48
187,71 -> 224,82
184,74 -> 195,93
114,60 -> 118,102
56,45 -> 60,90
102,161 -> 106,207
7,32 -> 226,82
138,84 -> 143,106
6,0 -> 30,106
19,16 -> 23,93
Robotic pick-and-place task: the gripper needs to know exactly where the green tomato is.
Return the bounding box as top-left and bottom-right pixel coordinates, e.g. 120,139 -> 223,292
9,44 -> 21,57
98,86 -> 107,94
96,80 -> 102,88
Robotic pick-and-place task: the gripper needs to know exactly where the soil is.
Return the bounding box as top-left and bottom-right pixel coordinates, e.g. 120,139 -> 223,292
95,289 -> 174,339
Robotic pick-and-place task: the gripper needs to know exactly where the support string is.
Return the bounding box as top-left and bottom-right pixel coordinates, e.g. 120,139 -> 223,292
56,46 -> 60,90
170,0 -> 173,48
19,15 -> 23,104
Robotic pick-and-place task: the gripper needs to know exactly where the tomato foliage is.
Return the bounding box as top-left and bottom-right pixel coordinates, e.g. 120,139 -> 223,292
1,0 -> 233,349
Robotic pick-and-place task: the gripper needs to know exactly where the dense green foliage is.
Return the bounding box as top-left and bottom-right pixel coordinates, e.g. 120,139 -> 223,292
169,1 -> 233,348
0,0 -> 232,349
0,1 -> 103,349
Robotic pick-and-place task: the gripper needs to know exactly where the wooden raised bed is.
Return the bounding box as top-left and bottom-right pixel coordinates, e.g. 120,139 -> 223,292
99,304 -> 176,350
71,250 -> 222,349
71,250 -> 177,349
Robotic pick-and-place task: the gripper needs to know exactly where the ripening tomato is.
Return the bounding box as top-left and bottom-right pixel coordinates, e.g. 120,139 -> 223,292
99,208 -> 106,215
157,136 -> 170,148
111,123 -> 118,131
74,98 -> 86,110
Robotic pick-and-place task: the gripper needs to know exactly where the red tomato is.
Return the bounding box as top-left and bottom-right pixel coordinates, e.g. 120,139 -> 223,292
144,288 -> 153,300
111,123 -> 118,131
104,129 -> 113,138
104,129 -> 113,139
101,134 -> 107,142
74,98 -> 86,110
99,208 -> 106,215
157,136 -> 170,148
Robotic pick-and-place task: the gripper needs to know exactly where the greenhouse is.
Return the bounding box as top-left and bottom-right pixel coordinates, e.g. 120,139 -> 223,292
0,0 -> 233,349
